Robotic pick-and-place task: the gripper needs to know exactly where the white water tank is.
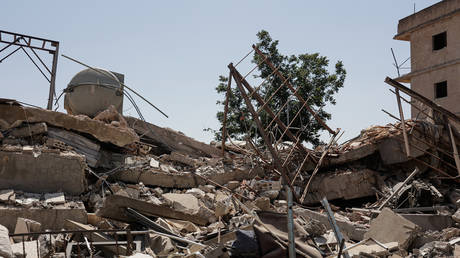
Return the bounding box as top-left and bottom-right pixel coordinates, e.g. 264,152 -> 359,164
64,68 -> 124,117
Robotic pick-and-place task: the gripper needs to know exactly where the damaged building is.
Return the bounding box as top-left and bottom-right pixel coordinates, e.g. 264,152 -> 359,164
1,1 -> 460,257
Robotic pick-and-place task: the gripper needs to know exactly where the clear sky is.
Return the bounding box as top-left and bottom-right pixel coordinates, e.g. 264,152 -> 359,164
1,1 -> 434,143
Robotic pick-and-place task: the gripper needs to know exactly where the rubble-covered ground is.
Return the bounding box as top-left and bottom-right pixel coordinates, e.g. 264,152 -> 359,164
1,99 -> 460,257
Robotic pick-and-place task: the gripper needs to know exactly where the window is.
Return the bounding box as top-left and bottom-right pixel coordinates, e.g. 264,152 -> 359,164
432,32 -> 447,50
435,81 -> 447,98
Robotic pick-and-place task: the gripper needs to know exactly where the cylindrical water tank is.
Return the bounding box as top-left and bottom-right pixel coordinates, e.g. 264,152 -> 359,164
64,68 -> 124,117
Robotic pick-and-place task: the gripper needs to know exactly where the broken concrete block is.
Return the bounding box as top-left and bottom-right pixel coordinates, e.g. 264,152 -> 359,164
453,209 -> 460,223
301,169 -> 381,204
44,192 -> 65,205
13,217 -> 41,242
0,104 -> 138,147
149,157 -> 160,168
149,233 -> 176,256
449,189 -> 460,208
9,122 -> 47,138
0,151 -> 87,195
97,194 -> 212,226
47,127 -> 101,167
254,197 -> 271,211
0,190 -> 15,204
364,208 -> 419,250
185,188 -> 205,198
163,193 -> 216,223
0,224 -> 13,258
227,181 -> 240,190
166,152 -> 196,167
0,202 -> 87,232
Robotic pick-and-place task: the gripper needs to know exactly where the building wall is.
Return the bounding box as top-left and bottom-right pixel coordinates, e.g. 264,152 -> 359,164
410,14 -> 460,71
397,0 -> 460,37
410,64 -> 460,117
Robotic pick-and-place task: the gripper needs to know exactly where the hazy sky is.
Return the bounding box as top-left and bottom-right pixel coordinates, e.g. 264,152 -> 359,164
1,1 -> 434,143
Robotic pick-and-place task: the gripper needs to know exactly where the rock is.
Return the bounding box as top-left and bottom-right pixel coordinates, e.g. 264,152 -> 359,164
364,208 -> 419,250
452,209 -> 460,223
0,224 -> 13,258
227,181 -> 240,190
260,190 -> 279,200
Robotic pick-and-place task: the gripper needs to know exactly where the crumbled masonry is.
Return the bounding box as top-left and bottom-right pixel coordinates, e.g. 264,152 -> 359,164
1,100 -> 460,257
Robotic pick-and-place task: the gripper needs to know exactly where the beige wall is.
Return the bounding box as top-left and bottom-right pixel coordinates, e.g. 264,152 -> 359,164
410,14 -> 460,71
410,64 -> 460,118
397,0 -> 460,37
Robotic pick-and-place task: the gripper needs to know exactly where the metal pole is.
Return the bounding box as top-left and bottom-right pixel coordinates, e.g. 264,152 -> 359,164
378,167 -> 419,210
47,42 -> 59,110
395,88 -> 411,157
321,197 -> 350,258
221,71 -> 232,157
286,185 -> 296,258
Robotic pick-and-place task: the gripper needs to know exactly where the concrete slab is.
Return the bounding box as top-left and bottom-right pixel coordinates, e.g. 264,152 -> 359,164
364,208 -> 419,250
0,202 -> 87,232
112,167 -> 259,188
0,151 -> 87,195
97,194 -> 211,226
401,213 -> 453,231
125,116 -> 220,158
0,104 -> 138,147
301,169 -> 381,205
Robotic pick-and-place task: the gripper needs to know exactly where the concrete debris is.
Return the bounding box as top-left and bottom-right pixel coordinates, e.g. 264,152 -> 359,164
1,99 -> 460,257
13,217 -> 41,242
0,224 -> 13,258
365,208 -> 419,250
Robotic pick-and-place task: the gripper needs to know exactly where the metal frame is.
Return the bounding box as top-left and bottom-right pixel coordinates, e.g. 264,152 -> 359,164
10,228 -> 138,257
0,30 -> 59,110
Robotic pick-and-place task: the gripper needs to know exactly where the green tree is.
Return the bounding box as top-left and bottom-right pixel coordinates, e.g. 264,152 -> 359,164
211,30 -> 346,146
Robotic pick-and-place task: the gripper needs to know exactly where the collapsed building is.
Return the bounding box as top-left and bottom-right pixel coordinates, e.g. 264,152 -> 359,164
1,1 -> 460,257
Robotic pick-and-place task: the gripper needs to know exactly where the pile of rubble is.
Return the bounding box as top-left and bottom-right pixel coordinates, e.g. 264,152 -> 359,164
1,98 -> 460,257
